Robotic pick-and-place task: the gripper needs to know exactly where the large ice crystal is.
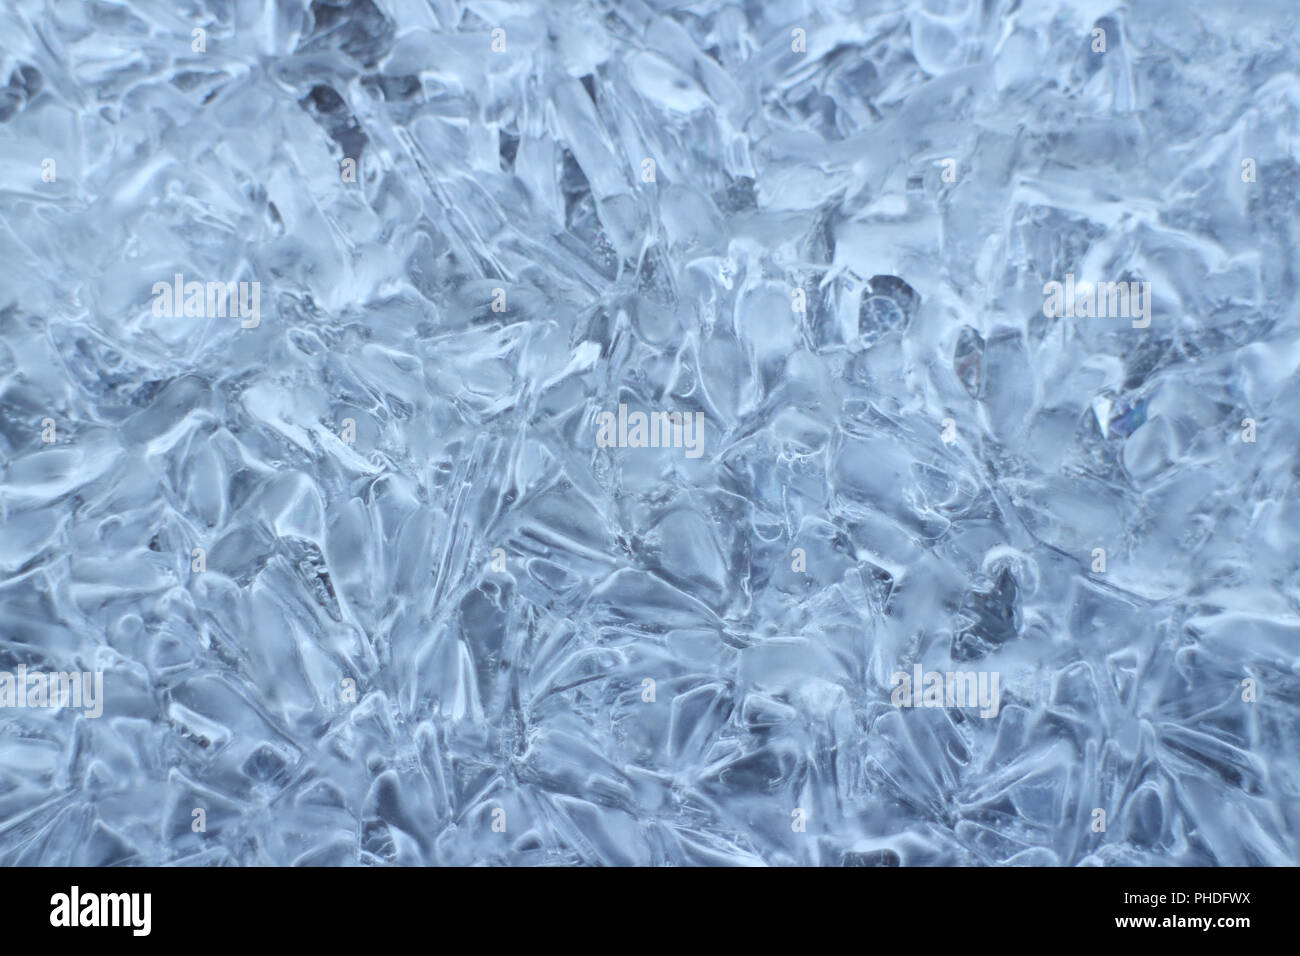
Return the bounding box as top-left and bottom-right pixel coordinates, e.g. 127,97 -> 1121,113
0,0 -> 1297,866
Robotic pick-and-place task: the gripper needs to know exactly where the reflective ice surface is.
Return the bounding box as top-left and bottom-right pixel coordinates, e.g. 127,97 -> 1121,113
1,0 -> 1298,866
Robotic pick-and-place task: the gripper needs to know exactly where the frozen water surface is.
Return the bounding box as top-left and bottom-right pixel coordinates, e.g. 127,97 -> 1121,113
0,0 -> 1298,866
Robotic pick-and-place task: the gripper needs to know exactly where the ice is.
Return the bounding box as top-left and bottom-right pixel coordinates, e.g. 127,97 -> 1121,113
0,0 -> 1298,868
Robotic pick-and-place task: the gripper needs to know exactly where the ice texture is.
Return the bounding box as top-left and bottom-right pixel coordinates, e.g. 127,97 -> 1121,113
1,0 -> 1298,867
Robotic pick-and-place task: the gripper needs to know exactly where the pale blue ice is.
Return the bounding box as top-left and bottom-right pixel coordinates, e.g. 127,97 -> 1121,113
0,0 -> 1297,866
